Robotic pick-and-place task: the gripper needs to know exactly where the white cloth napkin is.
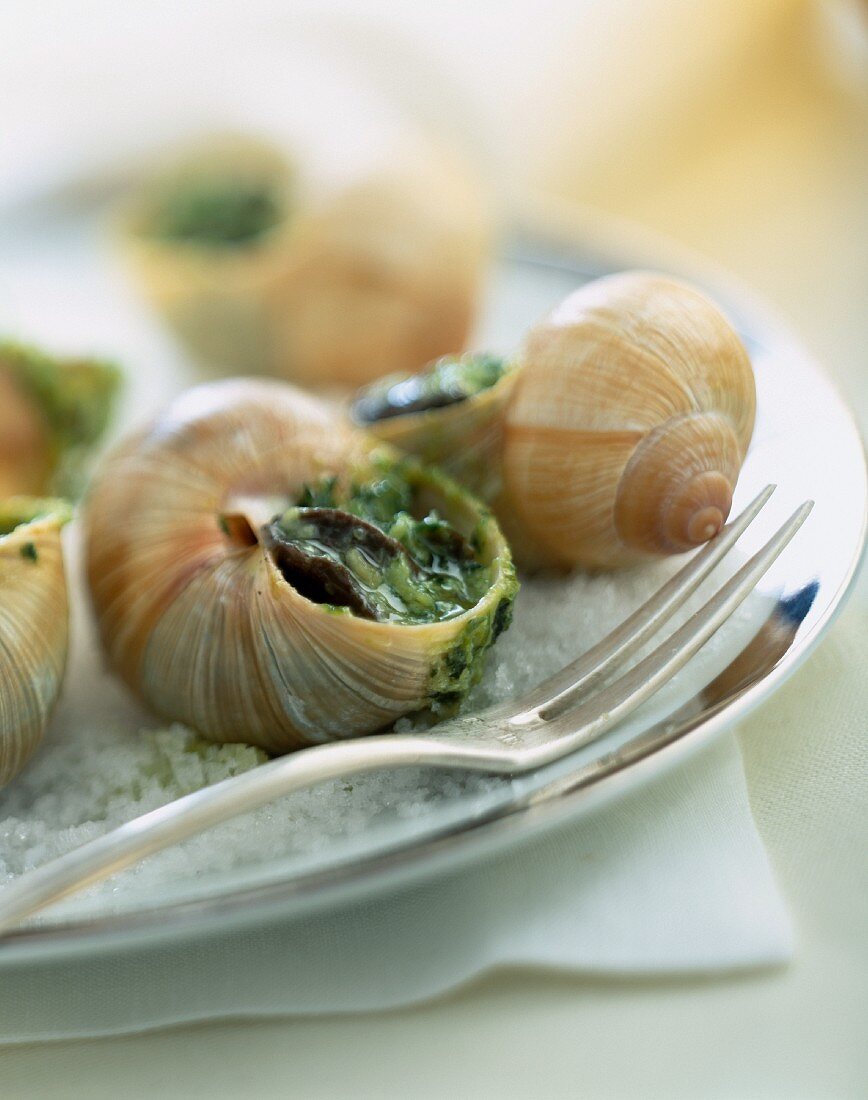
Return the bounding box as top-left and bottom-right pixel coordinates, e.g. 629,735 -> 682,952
0,733 -> 791,1042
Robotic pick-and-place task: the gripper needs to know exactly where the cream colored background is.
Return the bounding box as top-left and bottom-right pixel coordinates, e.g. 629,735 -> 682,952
2,0 -> 866,1095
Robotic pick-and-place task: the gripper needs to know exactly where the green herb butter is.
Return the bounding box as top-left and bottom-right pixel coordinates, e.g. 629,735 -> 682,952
147,178 -> 284,247
267,464 -> 494,625
0,342 -> 121,499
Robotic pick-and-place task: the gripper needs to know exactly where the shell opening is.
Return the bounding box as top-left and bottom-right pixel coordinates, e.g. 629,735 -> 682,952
218,511 -> 259,548
351,353 -> 509,424
263,467 -> 495,625
137,140 -> 291,249
146,178 -> 284,247
0,497 -> 73,538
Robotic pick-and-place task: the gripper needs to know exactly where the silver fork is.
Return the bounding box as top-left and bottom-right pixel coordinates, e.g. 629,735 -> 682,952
0,486 -> 812,934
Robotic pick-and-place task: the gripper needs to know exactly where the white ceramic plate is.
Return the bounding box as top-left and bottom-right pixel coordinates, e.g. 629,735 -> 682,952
0,197 -> 864,963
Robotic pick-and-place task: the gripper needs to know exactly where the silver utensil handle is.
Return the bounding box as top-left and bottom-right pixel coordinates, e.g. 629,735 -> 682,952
0,734 -> 493,935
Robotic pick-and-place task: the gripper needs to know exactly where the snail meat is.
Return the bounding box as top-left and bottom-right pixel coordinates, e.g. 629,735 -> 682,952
265,508 -> 416,621
85,379 -> 517,753
0,497 -> 71,787
353,353 -> 510,423
265,466 -> 490,625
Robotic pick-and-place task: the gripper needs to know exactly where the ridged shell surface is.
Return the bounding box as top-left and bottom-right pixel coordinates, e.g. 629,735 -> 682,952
0,508 -> 69,786
498,271 -> 756,568
85,379 -> 515,752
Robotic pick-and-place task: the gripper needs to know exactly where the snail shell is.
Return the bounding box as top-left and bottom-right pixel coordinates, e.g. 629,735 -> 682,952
351,356 -> 519,501
499,272 -> 756,568
0,500 -> 71,787
0,341 -> 121,499
119,133 -> 489,387
84,379 -> 516,753
352,271 -> 755,570
0,369 -> 51,498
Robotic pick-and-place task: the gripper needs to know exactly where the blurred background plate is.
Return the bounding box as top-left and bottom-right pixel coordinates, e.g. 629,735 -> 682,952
0,194 -> 864,963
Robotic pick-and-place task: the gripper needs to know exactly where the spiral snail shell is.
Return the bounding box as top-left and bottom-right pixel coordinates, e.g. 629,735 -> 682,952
0,499 -> 71,787
84,379 -> 517,752
353,271 -> 756,570
119,133 -> 489,387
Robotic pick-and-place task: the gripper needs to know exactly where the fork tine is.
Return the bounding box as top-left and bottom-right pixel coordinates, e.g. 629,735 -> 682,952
519,500 -> 813,765
508,484 -> 776,723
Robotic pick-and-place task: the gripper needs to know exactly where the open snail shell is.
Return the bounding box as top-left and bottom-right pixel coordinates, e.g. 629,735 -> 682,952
0,499 -> 71,787
84,379 -> 516,753
0,341 -> 121,500
353,271 -> 756,570
351,354 -> 520,501
119,133 -> 490,387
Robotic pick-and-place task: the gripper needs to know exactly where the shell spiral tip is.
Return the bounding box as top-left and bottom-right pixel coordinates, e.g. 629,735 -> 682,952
690,508 -> 724,543
668,471 -> 733,549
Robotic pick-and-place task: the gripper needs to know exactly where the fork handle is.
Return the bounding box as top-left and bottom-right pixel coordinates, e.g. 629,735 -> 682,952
0,734 -> 505,935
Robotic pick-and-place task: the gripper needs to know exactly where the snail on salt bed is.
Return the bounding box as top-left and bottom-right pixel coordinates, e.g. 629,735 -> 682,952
352,271 -> 757,569
0,499 -> 72,787
84,379 -> 517,753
